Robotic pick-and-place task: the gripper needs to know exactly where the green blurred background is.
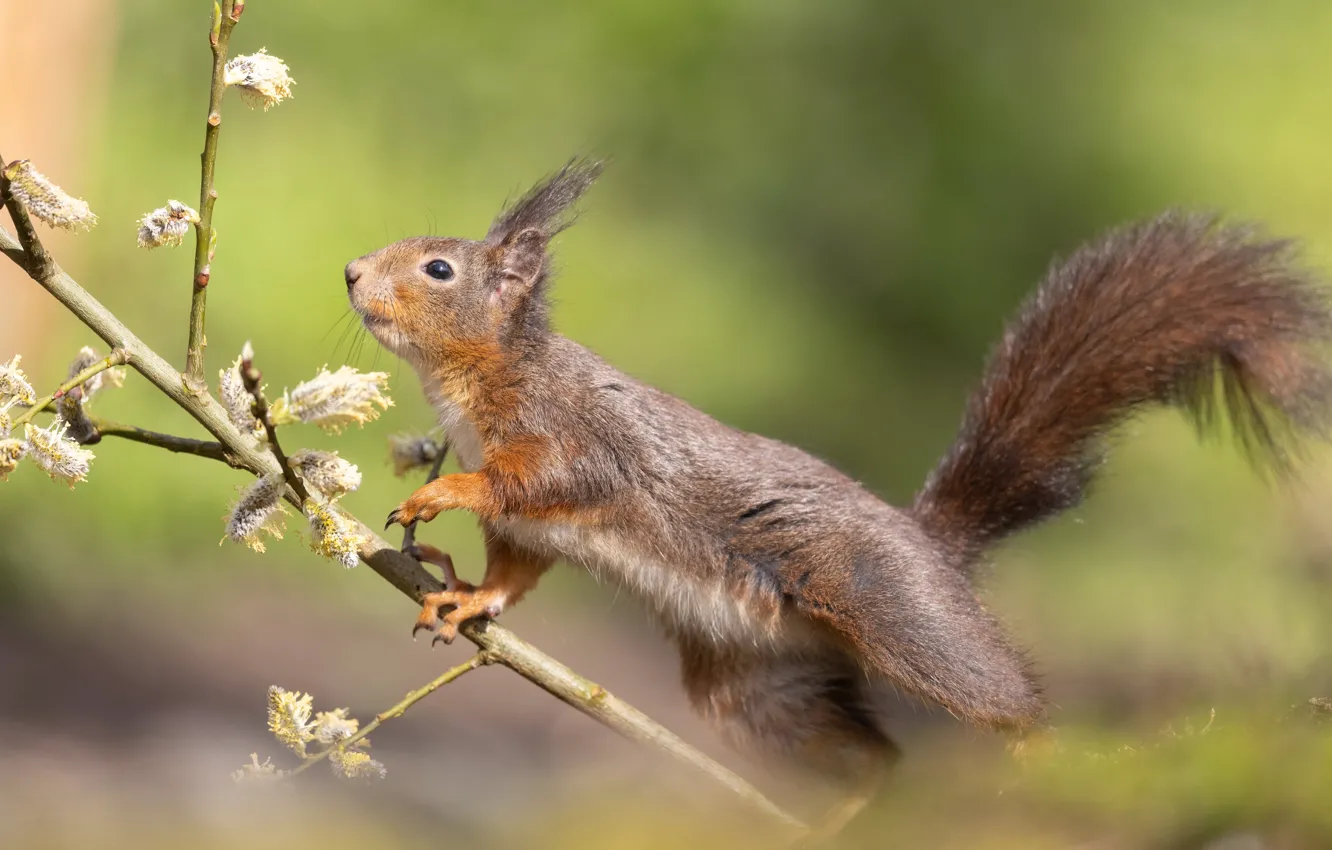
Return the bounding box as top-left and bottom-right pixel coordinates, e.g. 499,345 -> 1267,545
4,0 -> 1332,847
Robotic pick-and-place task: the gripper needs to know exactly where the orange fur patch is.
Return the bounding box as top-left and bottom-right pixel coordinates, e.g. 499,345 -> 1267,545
432,337 -> 506,409
487,435 -> 549,481
392,280 -> 428,310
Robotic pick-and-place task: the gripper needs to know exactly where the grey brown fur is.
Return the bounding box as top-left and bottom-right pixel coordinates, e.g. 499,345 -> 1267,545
346,160 -> 1332,826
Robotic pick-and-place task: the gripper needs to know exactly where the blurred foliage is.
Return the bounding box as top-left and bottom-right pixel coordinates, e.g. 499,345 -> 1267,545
7,706 -> 1332,848
4,0 -> 1332,845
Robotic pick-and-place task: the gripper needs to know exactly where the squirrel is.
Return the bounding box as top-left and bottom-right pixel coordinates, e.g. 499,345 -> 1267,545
346,159 -> 1332,834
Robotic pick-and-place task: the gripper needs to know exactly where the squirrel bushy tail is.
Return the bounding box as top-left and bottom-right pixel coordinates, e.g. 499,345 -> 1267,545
913,212 -> 1332,570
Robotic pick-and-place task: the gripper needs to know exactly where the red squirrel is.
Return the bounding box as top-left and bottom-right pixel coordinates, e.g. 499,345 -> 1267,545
346,159 -> 1332,831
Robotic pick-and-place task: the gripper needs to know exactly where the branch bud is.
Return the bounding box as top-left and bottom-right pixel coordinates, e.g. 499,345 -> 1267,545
136,200 -> 200,249
1,160 -> 97,232
223,49 -> 295,111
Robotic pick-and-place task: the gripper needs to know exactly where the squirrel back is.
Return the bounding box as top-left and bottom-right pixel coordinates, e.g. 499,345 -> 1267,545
912,213 -> 1332,570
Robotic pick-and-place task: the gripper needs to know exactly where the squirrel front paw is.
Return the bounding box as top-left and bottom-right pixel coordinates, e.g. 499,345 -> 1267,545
386,483 -> 451,528
386,474 -> 490,528
412,585 -> 507,646
385,499 -> 437,529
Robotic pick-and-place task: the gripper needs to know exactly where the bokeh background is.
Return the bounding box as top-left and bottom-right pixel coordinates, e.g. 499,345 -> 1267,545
4,1 -> 1332,847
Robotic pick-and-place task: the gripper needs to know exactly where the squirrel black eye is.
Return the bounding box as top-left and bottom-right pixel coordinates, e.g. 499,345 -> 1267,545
424,259 -> 454,281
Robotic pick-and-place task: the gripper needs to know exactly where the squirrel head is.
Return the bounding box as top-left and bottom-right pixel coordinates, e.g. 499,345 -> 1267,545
345,158 -> 604,370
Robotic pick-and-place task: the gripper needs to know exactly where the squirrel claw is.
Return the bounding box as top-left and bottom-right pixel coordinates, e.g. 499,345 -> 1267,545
412,585 -> 504,647
385,509 -> 403,529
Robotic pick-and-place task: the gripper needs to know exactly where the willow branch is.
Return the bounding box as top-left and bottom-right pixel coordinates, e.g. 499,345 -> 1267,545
184,0 -> 241,392
238,350 -> 309,503
10,349 -> 130,431
0,157 -> 56,283
0,240 -> 22,267
0,225 -> 805,834
288,653 -> 490,778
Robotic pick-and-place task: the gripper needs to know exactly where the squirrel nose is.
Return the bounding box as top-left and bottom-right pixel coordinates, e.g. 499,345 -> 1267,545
344,262 -> 363,290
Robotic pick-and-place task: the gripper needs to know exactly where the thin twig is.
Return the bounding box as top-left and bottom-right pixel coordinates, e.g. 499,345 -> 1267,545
238,350 -> 309,503
87,419 -> 241,467
0,224 -> 805,835
287,653 -> 489,778
184,0 -> 241,392
7,405 -> 233,466
400,441 -> 449,553
10,349 -> 130,431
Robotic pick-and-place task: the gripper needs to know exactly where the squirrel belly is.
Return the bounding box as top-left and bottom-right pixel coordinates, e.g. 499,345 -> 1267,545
488,512 -> 818,650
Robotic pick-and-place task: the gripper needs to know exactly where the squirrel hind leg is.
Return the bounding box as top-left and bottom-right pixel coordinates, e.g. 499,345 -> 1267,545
793,530 -> 1046,731
679,641 -> 897,838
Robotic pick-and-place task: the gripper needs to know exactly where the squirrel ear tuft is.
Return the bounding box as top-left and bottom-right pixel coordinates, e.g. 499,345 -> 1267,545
499,228 -> 548,289
486,157 -> 605,244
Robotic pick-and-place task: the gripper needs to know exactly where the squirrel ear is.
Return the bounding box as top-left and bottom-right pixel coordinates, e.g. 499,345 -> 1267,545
499,228 -> 548,290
